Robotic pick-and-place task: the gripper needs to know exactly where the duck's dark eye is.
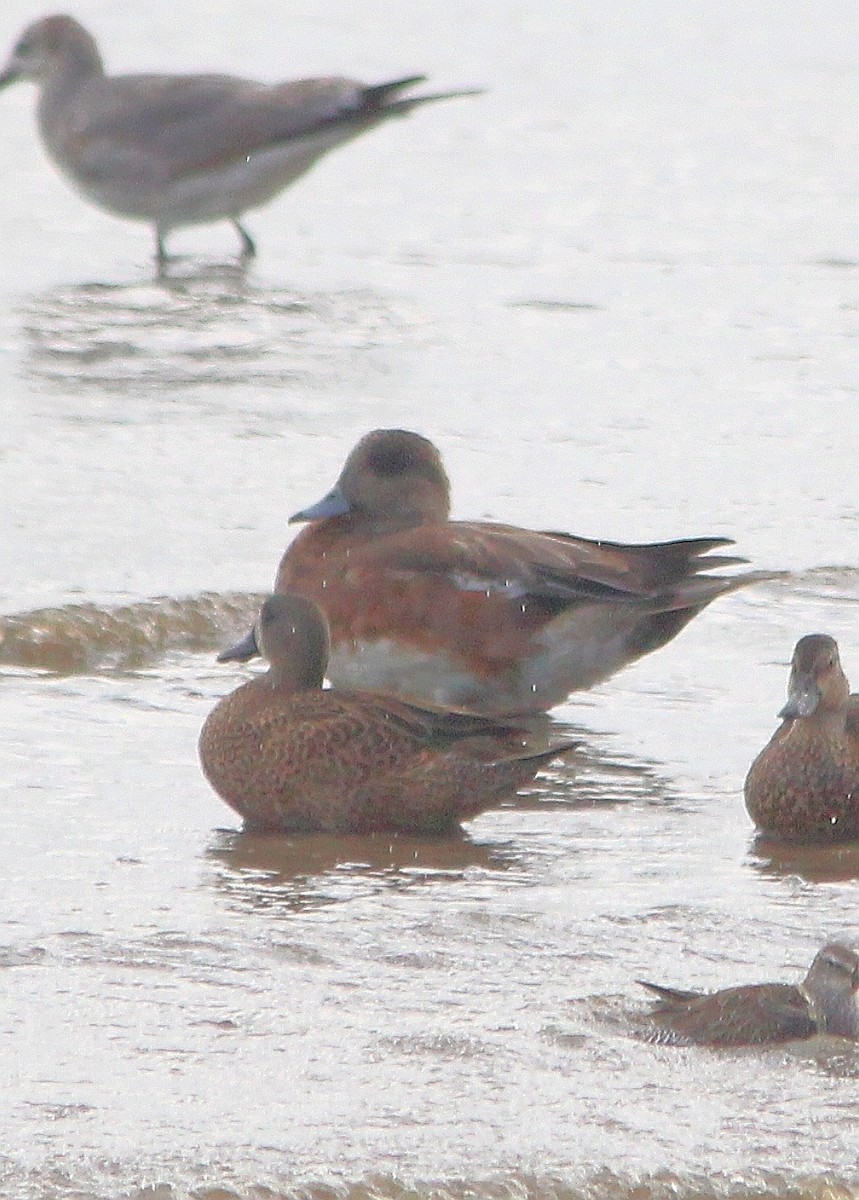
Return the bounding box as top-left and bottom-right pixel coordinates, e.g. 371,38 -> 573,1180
822,949 -> 857,980
15,39 -> 32,55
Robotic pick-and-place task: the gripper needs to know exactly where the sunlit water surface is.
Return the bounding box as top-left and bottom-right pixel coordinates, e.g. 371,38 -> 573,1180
0,1 -> 857,1197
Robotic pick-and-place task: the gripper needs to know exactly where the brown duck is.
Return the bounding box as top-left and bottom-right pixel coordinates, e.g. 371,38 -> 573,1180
638,942 -> 859,1046
199,593 -> 576,834
745,634 -> 859,841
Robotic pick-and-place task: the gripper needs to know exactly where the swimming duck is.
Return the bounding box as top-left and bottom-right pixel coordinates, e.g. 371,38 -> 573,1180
638,942 -> 859,1046
745,634 -> 859,841
199,593 -> 576,834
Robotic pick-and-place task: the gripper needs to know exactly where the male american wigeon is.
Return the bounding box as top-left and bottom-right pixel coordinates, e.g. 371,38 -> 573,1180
276,429 -> 765,715
745,635 -> 859,842
0,15 -> 479,261
199,593 -> 576,834
636,942 -> 859,1046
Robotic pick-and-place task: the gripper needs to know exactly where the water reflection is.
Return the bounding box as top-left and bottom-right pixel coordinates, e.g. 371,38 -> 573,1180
516,745 -> 674,811
749,837 -> 859,884
18,269 -> 414,396
205,827 -> 528,915
204,736 -> 676,916
789,1036 -> 859,1081
788,565 -> 859,605
507,298 -> 603,312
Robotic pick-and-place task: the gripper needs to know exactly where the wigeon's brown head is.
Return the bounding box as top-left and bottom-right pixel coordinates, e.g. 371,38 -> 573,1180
0,15 -> 103,87
780,634 -> 850,720
290,429 -> 451,531
218,593 -> 329,692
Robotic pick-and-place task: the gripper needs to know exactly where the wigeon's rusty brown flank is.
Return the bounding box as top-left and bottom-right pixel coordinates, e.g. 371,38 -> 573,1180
0,15 -> 481,261
745,635 -> 859,842
199,594 -> 576,835
276,429 -> 767,716
637,942 -> 859,1047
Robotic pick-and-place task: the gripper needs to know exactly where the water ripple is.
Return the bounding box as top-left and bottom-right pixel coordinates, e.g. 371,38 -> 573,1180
19,273 -> 418,395
0,591 -> 262,674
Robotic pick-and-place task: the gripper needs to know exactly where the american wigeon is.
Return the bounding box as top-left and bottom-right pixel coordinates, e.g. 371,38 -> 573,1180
276,428 -> 765,715
637,942 -> 859,1046
199,593 -> 576,834
0,15 -> 480,261
745,635 -> 859,841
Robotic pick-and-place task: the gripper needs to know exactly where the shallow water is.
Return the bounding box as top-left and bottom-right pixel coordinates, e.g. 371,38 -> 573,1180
0,0 -> 857,1198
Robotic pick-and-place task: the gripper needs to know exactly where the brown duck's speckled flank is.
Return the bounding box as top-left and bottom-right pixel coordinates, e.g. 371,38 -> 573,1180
276,430 -> 769,716
199,594 -> 576,834
745,634 -> 859,842
636,942 -> 859,1047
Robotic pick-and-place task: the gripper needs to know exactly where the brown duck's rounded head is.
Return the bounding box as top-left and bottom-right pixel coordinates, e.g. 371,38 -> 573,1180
779,634 -> 850,720
0,15 -> 103,88
218,594 -> 330,692
289,429 -> 451,532
801,942 -> 859,1038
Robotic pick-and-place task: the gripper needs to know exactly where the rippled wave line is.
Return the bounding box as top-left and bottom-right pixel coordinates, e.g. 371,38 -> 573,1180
2,564 -> 856,677
0,1167 -> 855,1200
0,591 -> 264,674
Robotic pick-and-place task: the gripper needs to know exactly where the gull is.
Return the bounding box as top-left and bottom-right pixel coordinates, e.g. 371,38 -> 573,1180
0,14 -> 481,261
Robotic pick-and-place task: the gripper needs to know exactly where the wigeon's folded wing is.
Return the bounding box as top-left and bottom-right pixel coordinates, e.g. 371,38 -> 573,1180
352,523 -> 748,605
526,530 -> 750,600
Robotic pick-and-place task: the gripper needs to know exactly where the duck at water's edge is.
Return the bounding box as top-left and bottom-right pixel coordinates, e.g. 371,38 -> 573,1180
199,593 -> 576,834
636,943 -> 859,1046
745,634 -> 859,841
278,428 -> 768,715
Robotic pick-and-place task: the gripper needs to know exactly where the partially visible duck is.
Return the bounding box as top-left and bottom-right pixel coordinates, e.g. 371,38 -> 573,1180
745,635 -> 859,841
199,593 -> 576,834
637,942 -> 859,1046
277,429 -> 765,716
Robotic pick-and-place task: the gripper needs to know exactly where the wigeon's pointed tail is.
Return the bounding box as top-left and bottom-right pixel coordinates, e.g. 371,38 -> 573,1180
659,567 -> 781,613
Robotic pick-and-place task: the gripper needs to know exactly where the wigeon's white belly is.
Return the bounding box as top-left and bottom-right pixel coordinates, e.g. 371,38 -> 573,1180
324,603 -> 681,716
325,639 -> 504,713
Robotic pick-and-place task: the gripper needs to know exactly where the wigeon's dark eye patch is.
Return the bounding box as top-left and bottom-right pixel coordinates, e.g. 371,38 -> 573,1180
367,444 -> 420,477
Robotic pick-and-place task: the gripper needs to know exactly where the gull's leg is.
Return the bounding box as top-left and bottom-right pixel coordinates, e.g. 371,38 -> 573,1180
233,220 -> 257,258
154,225 -> 170,264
